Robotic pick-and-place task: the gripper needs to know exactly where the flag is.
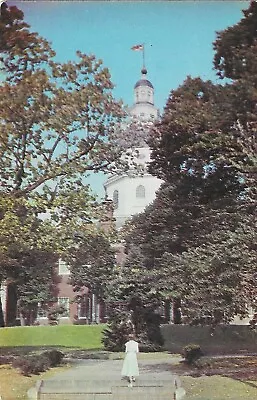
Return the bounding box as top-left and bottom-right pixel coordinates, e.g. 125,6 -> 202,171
131,44 -> 144,51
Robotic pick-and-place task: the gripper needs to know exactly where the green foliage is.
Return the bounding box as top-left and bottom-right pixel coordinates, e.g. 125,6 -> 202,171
102,309 -> 133,352
47,304 -> 67,325
213,1 -> 257,80
104,247 -> 165,350
182,344 -> 203,365
121,4 -> 257,326
0,4 -> 54,80
0,195 -> 59,326
0,3 -> 131,326
68,231 -> 116,301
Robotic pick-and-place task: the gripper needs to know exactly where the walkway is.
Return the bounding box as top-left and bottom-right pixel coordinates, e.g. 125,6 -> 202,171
28,355 -> 186,399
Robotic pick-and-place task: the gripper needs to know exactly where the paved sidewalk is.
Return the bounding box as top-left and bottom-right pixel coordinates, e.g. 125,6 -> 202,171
28,355 -> 186,399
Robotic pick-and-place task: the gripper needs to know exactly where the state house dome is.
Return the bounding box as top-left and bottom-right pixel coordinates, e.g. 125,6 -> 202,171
134,68 -> 154,89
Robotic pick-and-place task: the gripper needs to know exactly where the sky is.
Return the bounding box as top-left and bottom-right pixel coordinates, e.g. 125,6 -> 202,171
8,0 -> 250,196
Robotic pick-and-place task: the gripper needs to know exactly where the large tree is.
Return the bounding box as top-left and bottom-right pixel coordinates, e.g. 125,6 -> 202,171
118,3 -> 257,324
0,3 -> 129,325
0,194 -> 60,325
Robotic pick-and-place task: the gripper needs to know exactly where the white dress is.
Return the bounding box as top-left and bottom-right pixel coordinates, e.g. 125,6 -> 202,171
121,340 -> 139,377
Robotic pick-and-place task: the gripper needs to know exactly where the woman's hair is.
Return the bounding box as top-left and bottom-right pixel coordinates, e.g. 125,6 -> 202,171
128,333 -> 135,340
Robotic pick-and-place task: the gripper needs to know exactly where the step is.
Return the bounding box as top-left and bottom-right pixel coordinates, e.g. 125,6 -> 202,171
27,379 -> 185,400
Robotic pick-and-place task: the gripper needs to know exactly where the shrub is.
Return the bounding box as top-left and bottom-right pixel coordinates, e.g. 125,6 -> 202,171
47,304 -> 67,325
138,341 -> 163,352
12,350 -> 64,376
12,355 -> 50,376
182,343 -> 203,365
42,350 -> 64,367
102,309 -> 133,352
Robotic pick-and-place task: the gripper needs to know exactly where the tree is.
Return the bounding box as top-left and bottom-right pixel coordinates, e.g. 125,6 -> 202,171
214,1 -> 257,81
121,77 -> 256,323
0,193 -> 61,325
106,4 -> 257,328
0,3 -> 55,81
0,4 -> 131,325
0,55 -> 126,198
104,245 -> 165,350
10,247 -> 57,326
68,230 -> 116,303
213,0 -> 257,202
159,220 -> 257,325
149,77 -> 251,194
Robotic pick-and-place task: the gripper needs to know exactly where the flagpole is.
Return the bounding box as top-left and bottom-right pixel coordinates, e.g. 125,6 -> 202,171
131,43 -> 146,70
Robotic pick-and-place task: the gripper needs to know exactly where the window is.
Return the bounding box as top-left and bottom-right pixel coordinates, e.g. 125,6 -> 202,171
58,297 -> 69,318
58,259 -> 70,275
113,190 -> 119,209
136,185 -> 145,198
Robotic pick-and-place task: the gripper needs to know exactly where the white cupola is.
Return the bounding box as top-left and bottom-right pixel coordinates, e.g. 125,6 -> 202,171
130,68 -> 159,121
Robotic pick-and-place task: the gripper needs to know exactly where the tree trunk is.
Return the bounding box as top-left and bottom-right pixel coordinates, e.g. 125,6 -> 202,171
0,297 -> 5,327
6,283 -> 18,326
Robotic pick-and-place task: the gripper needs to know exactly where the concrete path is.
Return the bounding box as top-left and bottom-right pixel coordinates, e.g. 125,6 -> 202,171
28,355 -> 186,399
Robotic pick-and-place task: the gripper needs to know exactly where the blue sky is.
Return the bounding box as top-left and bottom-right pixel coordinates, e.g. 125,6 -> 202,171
8,1 -> 249,196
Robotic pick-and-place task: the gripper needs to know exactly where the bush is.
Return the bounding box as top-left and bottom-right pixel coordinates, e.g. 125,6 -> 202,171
102,309 -> 134,352
12,350 -> 64,376
12,355 -> 50,376
182,343 -> 203,365
138,341 -> 163,352
47,304 -> 67,325
42,350 -> 64,367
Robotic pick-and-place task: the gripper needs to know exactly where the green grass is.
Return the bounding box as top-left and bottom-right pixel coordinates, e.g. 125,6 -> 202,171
0,324 -> 106,348
0,364 -> 70,400
181,375 -> 257,399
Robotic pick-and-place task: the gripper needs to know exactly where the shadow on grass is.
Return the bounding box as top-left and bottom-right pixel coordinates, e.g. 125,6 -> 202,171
0,346 -> 104,357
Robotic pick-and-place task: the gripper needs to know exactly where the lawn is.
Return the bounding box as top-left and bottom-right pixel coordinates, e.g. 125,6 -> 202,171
0,364 -> 70,400
0,326 -> 257,400
175,355 -> 257,399
0,324 -> 106,399
181,375 -> 257,399
0,324 -> 106,348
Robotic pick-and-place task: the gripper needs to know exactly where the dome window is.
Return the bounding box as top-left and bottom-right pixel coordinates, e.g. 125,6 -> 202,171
113,190 -> 119,209
136,185 -> 145,198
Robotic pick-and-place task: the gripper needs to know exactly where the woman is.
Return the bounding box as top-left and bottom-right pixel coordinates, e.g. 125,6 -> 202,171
121,334 -> 139,387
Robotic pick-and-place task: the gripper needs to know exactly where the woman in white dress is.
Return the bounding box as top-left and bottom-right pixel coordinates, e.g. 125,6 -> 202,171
121,334 -> 139,387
